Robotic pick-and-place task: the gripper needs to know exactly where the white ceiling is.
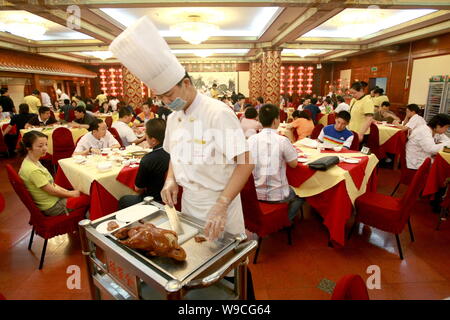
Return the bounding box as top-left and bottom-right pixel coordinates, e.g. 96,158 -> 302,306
0,1 -> 449,64
0,10 -> 93,40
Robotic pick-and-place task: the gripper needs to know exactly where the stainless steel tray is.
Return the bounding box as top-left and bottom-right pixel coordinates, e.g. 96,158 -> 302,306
92,202 -> 239,283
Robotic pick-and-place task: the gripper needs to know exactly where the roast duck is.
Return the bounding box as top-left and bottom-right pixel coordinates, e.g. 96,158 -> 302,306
112,222 -> 186,261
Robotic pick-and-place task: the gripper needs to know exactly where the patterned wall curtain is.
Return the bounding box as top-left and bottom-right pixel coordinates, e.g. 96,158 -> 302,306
122,66 -> 143,108
249,60 -> 262,101
261,49 -> 282,105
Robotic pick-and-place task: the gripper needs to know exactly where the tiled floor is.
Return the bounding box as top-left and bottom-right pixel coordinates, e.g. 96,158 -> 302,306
1,156 -> 449,300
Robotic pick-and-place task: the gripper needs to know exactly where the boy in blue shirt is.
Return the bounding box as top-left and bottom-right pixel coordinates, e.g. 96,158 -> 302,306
318,111 -> 354,149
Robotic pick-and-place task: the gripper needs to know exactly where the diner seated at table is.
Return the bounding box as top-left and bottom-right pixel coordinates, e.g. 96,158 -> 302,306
119,119 -> 170,209
319,97 -> 333,114
334,95 -> 350,113
318,111 -> 354,149
400,103 -> 426,133
373,101 -> 400,124
112,107 -> 146,147
135,102 -> 155,126
18,130 -> 89,217
59,99 -> 74,122
289,110 -> 314,141
406,113 -> 450,170
2,103 -> 35,156
73,119 -> 120,156
69,106 -> 97,129
248,104 -> 305,221
303,98 -> 321,124
99,101 -> 112,114
24,106 -> 58,128
240,107 -> 263,138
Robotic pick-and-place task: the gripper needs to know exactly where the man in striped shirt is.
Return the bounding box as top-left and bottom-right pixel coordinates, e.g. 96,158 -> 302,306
318,111 -> 354,149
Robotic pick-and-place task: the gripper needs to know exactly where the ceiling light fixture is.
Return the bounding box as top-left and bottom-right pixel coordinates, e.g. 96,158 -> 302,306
83,51 -> 113,60
194,50 -> 214,58
4,20 -> 47,39
170,15 -> 219,45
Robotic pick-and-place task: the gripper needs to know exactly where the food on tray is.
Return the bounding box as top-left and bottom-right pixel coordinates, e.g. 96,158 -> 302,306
113,222 -> 186,261
107,221 -> 120,231
194,235 -> 207,243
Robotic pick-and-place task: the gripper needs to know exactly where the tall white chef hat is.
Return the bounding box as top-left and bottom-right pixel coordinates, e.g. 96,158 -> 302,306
109,16 -> 186,95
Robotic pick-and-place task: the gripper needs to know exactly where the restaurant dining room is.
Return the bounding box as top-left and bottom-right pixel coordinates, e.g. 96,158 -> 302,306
1,0 -> 450,305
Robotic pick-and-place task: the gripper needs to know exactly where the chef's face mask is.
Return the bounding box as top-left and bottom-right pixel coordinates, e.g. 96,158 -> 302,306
167,97 -> 186,111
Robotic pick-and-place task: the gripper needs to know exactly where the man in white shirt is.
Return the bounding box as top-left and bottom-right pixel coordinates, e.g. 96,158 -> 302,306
73,119 -> 120,155
40,92 -> 52,108
111,107 -> 145,147
334,95 -> 350,113
248,104 -> 304,221
401,103 -> 426,134
406,113 -> 450,170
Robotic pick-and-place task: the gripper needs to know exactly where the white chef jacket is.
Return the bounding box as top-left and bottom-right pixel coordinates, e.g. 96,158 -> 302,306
163,92 -> 248,235
74,131 -> 119,153
112,120 -> 137,147
404,114 -> 426,131
41,92 -> 51,108
406,124 -> 450,169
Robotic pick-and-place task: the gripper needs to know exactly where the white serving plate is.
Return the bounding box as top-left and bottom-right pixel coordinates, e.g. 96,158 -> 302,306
341,157 -> 361,164
115,204 -> 160,223
298,157 -> 309,163
96,219 -> 127,234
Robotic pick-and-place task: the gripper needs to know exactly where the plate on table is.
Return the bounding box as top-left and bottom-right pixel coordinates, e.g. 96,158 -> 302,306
298,157 -> 309,163
115,204 -> 160,223
341,157 -> 361,164
96,219 -> 127,234
298,138 -> 318,149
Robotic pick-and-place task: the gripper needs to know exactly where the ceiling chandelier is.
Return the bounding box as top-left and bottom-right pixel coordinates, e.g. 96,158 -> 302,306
83,51 -> 113,60
170,15 -> 219,45
3,19 -> 47,40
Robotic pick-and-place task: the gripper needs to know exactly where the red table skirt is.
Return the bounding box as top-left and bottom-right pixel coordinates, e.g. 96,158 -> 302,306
306,171 -> 378,247
379,130 -> 406,160
423,153 -> 450,196
55,167 -> 119,220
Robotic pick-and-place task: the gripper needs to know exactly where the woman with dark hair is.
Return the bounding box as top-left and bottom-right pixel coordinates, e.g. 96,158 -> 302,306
2,103 -> 35,156
99,101 -> 111,113
401,103 -> 426,133
370,86 -> 389,108
289,110 -> 314,141
18,131 -> 89,216
240,106 -> 262,138
348,81 -> 375,143
406,113 -> 450,170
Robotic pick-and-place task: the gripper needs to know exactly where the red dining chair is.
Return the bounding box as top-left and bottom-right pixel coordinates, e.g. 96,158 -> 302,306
5,164 -> 88,269
331,274 -> 369,300
104,116 -> 113,129
316,113 -> 325,124
0,192 -> 5,214
327,113 -> 336,125
310,124 -> 324,140
109,127 -> 124,147
436,184 -> 450,231
68,109 -> 76,122
240,174 -> 292,264
52,127 -> 75,168
366,122 -> 383,159
350,131 -> 360,151
134,107 -> 142,115
390,131 -> 412,196
351,158 -> 431,260
0,125 -> 9,157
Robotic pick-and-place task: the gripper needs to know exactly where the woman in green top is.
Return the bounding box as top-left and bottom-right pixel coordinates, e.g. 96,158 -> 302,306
18,131 -> 90,216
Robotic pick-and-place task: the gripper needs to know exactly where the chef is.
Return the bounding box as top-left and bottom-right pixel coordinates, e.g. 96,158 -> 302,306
110,16 -> 254,242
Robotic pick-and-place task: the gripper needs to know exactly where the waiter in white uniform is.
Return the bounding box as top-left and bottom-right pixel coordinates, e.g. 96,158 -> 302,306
110,16 -> 254,241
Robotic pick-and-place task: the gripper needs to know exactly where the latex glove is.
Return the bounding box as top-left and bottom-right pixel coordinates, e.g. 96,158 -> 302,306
160,178 -> 178,208
204,196 -> 231,241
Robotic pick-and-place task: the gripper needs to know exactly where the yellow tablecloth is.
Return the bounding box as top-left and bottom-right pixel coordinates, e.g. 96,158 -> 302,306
95,112 -> 119,122
58,157 -> 137,199
318,113 -> 329,126
439,151 -> 450,164
376,124 -> 402,145
291,144 -> 379,204
20,127 -> 87,155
